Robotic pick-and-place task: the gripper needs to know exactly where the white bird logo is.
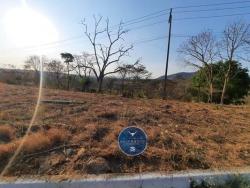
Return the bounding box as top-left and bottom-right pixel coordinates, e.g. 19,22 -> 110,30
128,131 -> 137,137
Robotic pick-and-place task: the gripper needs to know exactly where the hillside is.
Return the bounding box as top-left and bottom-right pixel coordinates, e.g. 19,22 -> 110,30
157,72 -> 196,80
0,82 -> 250,177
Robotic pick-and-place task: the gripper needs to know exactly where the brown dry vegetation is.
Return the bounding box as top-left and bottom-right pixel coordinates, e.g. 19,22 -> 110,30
0,126 -> 14,143
0,82 -> 249,177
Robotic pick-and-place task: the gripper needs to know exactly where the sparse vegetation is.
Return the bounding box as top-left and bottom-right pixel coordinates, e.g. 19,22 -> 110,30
1,1 -> 250,183
0,82 -> 249,176
190,175 -> 250,188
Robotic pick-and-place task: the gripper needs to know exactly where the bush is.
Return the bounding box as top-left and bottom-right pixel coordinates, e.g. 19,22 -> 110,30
23,128 -> 67,153
0,126 -> 14,143
0,142 -> 17,162
190,175 -> 250,188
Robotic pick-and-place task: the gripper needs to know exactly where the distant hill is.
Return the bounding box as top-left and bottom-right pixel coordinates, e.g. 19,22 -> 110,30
157,72 -> 196,80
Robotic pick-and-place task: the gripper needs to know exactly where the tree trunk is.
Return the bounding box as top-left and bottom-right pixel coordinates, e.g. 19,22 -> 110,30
67,70 -> 70,91
220,63 -> 231,104
98,79 -> 103,92
121,78 -> 125,94
35,70 -> 40,86
98,75 -> 104,93
198,86 -> 201,102
56,73 -> 60,89
81,80 -> 85,92
220,74 -> 229,104
209,82 -> 213,103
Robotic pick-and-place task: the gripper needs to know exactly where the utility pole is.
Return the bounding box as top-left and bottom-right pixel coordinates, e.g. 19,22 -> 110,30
163,8 -> 172,99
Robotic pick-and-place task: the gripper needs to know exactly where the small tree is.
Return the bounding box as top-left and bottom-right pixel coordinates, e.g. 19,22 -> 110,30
178,31 -> 218,103
60,52 -> 74,90
190,61 -> 250,104
82,16 -> 133,92
131,60 -> 152,81
118,63 -> 136,93
24,55 -> 47,85
73,53 -> 92,91
47,60 -> 64,88
121,60 -> 151,98
215,61 -> 250,104
219,21 -> 250,104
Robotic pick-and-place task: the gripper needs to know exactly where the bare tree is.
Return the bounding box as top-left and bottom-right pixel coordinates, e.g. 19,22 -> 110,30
219,21 -> 250,104
118,63 -> 135,93
130,60 -> 152,81
178,31 -> 218,103
82,16 -> 133,92
47,60 -> 64,88
24,55 -> 47,85
60,53 -> 74,90
118,59 -> 151,95
73,53 -> 92,91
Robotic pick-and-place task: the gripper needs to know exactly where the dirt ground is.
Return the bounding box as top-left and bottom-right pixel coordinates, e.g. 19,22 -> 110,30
0,82 -> 249,177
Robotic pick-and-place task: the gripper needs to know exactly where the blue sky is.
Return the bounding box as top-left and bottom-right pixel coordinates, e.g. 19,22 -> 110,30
0,0 -> 250,78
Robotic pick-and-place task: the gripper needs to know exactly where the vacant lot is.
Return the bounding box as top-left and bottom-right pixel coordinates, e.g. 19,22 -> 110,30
0,82 -> 249,177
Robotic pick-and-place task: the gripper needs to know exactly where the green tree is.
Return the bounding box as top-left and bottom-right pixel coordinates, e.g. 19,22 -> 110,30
190,61 -> 250,104
60,53 -> 74,90
215,61 -> 250,104
219,21 -> 250,104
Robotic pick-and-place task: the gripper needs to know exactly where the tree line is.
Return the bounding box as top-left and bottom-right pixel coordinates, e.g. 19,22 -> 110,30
1,17 -> 249,104
22,53 -> 152,96
178,20 -> 250,104
21,16 -> 151,95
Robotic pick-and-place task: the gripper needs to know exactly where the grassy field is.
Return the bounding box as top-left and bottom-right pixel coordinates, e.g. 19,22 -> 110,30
0,82 -> 250,177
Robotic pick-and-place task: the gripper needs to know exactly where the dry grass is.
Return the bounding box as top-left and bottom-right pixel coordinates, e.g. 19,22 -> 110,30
0,128 -> 67,164
23,128 -> 67,153
0,82 -> 249,177
0,142 -> 17,162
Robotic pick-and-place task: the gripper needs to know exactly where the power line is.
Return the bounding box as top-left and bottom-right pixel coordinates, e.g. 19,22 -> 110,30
173,0 -> 250,9
175,12 -> 250,21
115,0 -> 250,26
128,19 -> 167,31
134,36 -> 168,44
1,19 -> 170,53
112,9 -> 169,27
2,1 -> 250,54
0,35 -> 84,52
119,12 -> 168,27
0,34 -> 189,60
174,5 -> 250,14
134,34 -> 191,45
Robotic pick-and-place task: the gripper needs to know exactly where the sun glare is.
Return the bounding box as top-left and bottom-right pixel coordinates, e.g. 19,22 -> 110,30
4,7 -> 58,48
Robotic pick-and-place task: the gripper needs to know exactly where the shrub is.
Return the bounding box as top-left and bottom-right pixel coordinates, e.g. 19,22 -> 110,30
47,128 -> 67,144
98,112 -> 118,121
0,142 -> 17,161
0,126 -> 14,143
190,175 -> 250,188
23,128 -> 67,153
23,132 -> 51,152
92,126 -> 110,142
